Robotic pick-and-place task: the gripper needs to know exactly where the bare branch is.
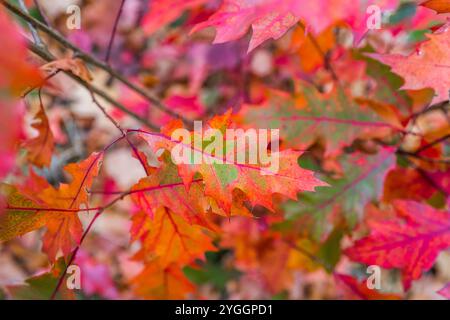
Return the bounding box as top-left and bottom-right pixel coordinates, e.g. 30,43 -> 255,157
27,39 -> 159,130
1,0 -> 191,126
17,0 -> 45,47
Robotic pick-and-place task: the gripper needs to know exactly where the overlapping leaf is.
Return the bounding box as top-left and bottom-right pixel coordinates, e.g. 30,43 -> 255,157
131,207 -> 216,268
142,0 -> 207,35
284,148 -> 395,239
22,99 -> 54,168
1,153 -> 103,261
192,0 -> 400,51
137,112 -> 326,214
345,200 -> 450,290
237,85 -> 394,157
132,261 -> 195,299
369,24 -> 450,104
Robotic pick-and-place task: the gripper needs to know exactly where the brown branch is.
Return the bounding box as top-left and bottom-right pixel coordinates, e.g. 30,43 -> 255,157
27,39 -> 159,130
1,0 -> 191,126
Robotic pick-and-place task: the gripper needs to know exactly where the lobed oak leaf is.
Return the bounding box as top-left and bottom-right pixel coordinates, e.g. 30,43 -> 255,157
368,24 -> 450,104
1,152 -> 103,261
131,159 -> 213,228
191,0 -> 301,52
132,207 -> 216,268
137,113 -> 326,214
334,274 -> 402,300
285,148 -> 395,239
237,86 -> 394,157
192,0 -> 400,51
132,260 -> 195,299
22,99 -> 54,168
0,185 -> 49,243
345,200 -> 450,290
142,0 -> 207,35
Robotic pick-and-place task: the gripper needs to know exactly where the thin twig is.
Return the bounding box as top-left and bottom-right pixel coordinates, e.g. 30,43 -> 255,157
1,0 -> 190,125
27,39 -> 159,130
49,182 -> 143,299
90,91 -> 126,135
17,0 -> 45,47
105,0 -> 126,63
50,210 -> 102,300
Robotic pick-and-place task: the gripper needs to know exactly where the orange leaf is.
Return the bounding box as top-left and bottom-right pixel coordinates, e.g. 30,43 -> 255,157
369,24 -> 450,104
132,207 -> 216,268
383,167 -> 436,202
132,261 -> 195,299
0,10 -> 42,95
41,58 -> 93,83
22,99 -> 54,168
421,0 -> 450,13
138,113 -> 327,214
2,152 -> 103,261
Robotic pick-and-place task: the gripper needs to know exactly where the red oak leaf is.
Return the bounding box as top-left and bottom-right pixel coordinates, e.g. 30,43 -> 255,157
382,167 -> 437,202
369,24 -> 450,104
137,112 -> 327,214
142,0 -> 207,35
345,201 -> 450,290
192,0 -> 400,51
192,0 -> 301,52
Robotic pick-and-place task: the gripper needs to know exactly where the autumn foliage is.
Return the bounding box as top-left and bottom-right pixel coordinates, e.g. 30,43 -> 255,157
0,0 -> 449,300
